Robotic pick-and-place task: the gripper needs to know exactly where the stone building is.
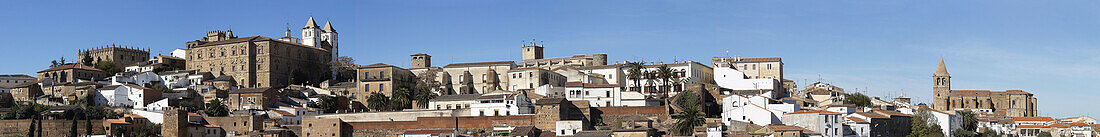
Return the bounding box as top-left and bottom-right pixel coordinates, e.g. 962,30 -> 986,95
354,63 -> 416,107
507,67 -> 567,91
516,39 -> 608,70
533,98 -> 590,131
227,88 -> 279,111
79,44 -> 151,69
37,63 -> 106,83
426,61 -> 516,94
185,29 -> 331,88
931,58 -> 1038,117
301,117 -> 352,137
10,81 -> 41,102
0,74 -> 36,87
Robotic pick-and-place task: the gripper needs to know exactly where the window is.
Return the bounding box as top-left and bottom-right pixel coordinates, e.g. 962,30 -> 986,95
767,64 -> 772,70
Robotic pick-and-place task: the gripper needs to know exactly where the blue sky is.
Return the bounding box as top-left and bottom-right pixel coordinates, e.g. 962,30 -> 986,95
2,1 -> 1099,118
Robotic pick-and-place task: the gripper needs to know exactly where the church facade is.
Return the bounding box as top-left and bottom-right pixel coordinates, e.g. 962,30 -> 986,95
931,58 -> 1037,117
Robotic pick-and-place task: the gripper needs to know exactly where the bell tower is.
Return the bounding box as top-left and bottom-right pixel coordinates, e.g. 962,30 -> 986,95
932,58 -> 952,111
521,39 -> 544,60
302,16 -> 322,47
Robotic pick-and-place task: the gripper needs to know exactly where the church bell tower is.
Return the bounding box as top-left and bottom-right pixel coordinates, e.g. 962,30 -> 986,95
302,16 -> 322,47
932,58 -> 952,111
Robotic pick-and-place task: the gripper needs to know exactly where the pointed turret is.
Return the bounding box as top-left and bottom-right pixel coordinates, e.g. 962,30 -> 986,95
304,16 -> 319,29
323,21 -> 336,33
935,58 -> 949,76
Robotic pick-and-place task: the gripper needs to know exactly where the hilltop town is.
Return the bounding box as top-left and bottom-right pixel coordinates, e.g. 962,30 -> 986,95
0,16 -> 1094,137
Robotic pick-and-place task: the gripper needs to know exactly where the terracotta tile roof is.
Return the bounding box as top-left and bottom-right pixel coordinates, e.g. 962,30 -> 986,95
360,63 -> 399,68
271,110 -> 296,117
564,82 -> 619,88
855,112 -> 890,119
0,74 -> 34,79
786,110 -> 839,115
230,88 -> 275,94
105,119 -> 130,124
204,124 -> 220,127
846,117 -> 869,123
403,129 -> 455,134
1066,122 -> 1090,127
476,93 -> 513,100
187,113 -> 201,117
874,110 -> 912,117
38,63 -> 102,73
124,114 -> 145,119
1001,90 -> 1032,95
767,125 -> 813,132
1017,125 -> 1047,128
950,90 -> 991,96
1014,117 -> 1056,122
508,67 -> 546,71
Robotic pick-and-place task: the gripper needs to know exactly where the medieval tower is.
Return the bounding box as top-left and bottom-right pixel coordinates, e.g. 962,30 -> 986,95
932,58 -> 952,111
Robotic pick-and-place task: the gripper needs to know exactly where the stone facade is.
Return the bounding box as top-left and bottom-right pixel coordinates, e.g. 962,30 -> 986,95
354,63 -> 416,104
931,59 -> 1038,117
0,74 -> 35,87
37,63 -> 106,83
410,53 -> 431,69
185,31 -> 331,88
302,117 -> 352,137
10,82 -> 41,102
79,45 -> 150,68
227,88 -> 279,111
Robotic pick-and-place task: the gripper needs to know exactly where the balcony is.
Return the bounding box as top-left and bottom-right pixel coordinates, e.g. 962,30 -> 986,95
360,77 -> 391,82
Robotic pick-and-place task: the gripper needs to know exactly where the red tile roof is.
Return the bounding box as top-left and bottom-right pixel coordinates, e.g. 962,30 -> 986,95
1013,117 -> 1056,122
272,110 -> 296,117
403,129 -> 456,134
786,110 -> 839,115
767,125 -> 812,132
38,63 -> 102,73
846,117 -> 869,123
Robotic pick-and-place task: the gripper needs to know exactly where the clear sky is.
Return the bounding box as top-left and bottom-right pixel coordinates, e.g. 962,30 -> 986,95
2,1 -> 1099,118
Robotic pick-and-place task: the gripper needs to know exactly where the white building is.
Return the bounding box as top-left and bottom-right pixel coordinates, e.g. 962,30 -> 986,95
269,110 -> 301,125
923,107 -> 960,136
781,110 -> 843,137
507,68 -> 566,91
469,92 -> 533,116
842,116 -> 871,137
428,94 -> 480,110
621,61 -> 714,96
158,70 -> 192,89
171,49 -> 187,59
714,64 -> 780,98
720,94 -> 799,127
109,72 -> 163,86
97,84 -> 161,109
556,120 -> 585,136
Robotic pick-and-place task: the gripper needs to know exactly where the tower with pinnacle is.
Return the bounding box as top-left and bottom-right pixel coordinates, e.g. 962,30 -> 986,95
521,39 -> 544,60
932,58 -> 952,111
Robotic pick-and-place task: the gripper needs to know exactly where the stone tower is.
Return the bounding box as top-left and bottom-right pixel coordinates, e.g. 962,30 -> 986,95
302,16 -> 322,47
522,39 -> 544,60
162,107 -> 189,137
411,53 -> 432,69
932,58 -> 952,111
593,53 -> 608,65
321,21 -> 339,81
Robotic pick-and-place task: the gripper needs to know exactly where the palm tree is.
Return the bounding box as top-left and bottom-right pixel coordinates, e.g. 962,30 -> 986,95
391,88 -> 413,110
672,107 -> 705,136
366,92 -> 391,111
656,65 -> 674,98
626,61 -> 646,93
672,90 -> 704,136
414,86 -> 438,109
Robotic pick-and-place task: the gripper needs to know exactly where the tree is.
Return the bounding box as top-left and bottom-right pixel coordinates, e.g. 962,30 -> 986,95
366,92 -> 391,111
843,92 -> 873,107
672,90 -> 704,136
318,96 -> 339,113
626,61 -> 646,93
330,56 -> 358,82
391,88 -> 413,110
909,108 -> 944,137
69,110 -> 79,137
676,90 -> 701,110
81,51 -> 94,67
1037,132 -> 1052,137
205,100 -> 229,117
656,65 -> 674,98
84,91 -> 95,136
414,86 -> 438,109
95,61 -> 122,76
952,110 -> 980,137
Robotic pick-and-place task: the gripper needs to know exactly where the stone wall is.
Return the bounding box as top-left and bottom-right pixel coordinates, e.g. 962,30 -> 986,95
0,119 -> 105,137
592,106 -> 670,130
